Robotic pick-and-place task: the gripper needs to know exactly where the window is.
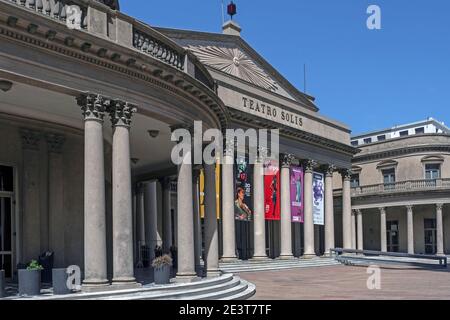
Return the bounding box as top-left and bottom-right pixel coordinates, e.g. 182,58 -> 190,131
363,138 -> 372,144
350,174 -> 360,188
0,166 -> 13,192
415,127 -> 425,134
382,169 -> 396,189
377,135 -> 386,141
399,130 -> 409,137
351,140 -> 359,147
425,164 -> 441,180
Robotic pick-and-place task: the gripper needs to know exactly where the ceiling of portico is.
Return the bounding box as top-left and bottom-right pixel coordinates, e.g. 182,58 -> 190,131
0,81 -> 176,174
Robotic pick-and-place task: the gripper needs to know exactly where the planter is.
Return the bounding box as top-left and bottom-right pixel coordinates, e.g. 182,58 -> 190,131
52,268 -> 70,295
0,270 -> 5,298
154,265 -> 171,285
18,269 -> 41,296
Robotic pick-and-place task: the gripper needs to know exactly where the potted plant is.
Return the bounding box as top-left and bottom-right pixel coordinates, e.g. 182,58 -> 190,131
18,260 -> 43,296
152,254 -> 172,285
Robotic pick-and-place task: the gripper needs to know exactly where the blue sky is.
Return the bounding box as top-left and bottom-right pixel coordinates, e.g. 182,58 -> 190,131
121,1 -> 450,135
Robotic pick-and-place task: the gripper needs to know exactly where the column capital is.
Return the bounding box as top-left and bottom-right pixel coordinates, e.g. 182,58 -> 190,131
406,205 -> 414,212
76,93 -> 111,122
378,207 -> 386,215
281,154 -> 295,168
326,164 -> 337,177
109,100 -> 137,128
340,168 -> 353,181
20,128 -> 41,150
354,209 -> 362,216
224,138 -> 235,157
304,159 -> 317,173
257,146 -> 268,162
436,203 -> 444,211
46,133 -> 66,154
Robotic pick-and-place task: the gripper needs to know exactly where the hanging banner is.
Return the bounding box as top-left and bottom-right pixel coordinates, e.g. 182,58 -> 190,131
264,159 -> 281,221
313,172 -> 325,225
200,161 -> 221,220
290,166 -> 304,223
234,155 -> 253,221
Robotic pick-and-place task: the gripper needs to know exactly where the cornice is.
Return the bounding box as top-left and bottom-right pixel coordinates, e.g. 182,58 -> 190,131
354,144 -> 450,163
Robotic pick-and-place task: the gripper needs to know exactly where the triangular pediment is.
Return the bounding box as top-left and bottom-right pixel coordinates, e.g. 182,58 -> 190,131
155,27 -> 318,111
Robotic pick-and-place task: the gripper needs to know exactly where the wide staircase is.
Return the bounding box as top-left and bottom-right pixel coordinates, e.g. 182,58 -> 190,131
219,257 -> 341,273
8,273 -> 255,300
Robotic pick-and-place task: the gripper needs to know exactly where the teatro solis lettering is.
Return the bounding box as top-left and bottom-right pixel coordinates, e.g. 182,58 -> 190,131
242,96 -> 303,128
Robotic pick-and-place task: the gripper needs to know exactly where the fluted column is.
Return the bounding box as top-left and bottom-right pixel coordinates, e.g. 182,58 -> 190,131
341,169 -> 352,249
303,160 -> 316,258
356,209 -> 364,251
110,100 -> 137,286
406,205 -> 414,254
280,154 -> 294,259
221,140 -> 237,261
77,93 -> 109,289
161,178 -> 172,252
351,210 -> 357,250
192,170 -> 202,272
379,207 -> 387,252
253,147 -> 267,259
204,163 -> 220,276
324,165 -> 335,256
175,128 -> 197,281
436,204 -> 444,256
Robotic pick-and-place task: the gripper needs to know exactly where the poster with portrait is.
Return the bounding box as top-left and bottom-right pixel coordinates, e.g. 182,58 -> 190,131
234,155 -> 253,221
312,172 -> 325,225
290,166 -> 304,223
264,159 -> 281,221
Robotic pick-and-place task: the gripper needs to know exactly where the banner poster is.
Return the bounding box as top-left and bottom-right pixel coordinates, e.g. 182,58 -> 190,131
234,155 -> 253,221
290,166 -> 304,223
312,172 -> 325,225
264,159 -> 281,221
200,161 -> 221,220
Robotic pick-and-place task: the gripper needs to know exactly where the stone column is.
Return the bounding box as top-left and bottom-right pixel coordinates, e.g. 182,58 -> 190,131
204,163 -> 220,276
406,205 -> 414,254
192,170 -> 202,272
324,165 -> 336,256
110,100 -> 138,286
221,140 -> 237,261
351,210 -> 357,250
436,204 -> 444,256
303,160 -> 316,258
379,207 -> 387,252
161,178 -> 172,253
76,94 -> 109,289
175,128 -> 197,282
356,209 -> 364,251
253,147 -> 267,259
341,169 -> 352,249
279,154 -> 294,259
144,181 -> 158,261
46,133 -> 66,268
136,183 -> 146,248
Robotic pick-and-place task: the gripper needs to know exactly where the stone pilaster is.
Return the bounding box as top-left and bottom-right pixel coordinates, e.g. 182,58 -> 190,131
204,163 -> 220,277
351,210 -> 357,250
324,165 -> 336,256
379,207 -> 387,252
160,178 -> 172,253
135,183 -> 145,268
192,169 -> 202,272
253,147 -> 267,260
109,99 -> 138,286
436,204 -> 444,256
144,181 -> 158,261
279,154 -> 294,259
406,205 -> 414,254
341,169 -> 352,249
356,209 -> 364,251
303,159 -> 316,258
76,93 -> 109,289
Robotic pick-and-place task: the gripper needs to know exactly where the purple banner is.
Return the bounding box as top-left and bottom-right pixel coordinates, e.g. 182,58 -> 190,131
290,166 -> 304,223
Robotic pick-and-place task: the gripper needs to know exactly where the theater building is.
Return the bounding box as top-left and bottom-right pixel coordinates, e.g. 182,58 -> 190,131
334,118 -> 450,255
0,0 -> 356,296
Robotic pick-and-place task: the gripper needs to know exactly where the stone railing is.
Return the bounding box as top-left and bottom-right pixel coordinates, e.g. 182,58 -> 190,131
351,178 -> 450,196
6,0 -> 88,29
133,26 -> 185,71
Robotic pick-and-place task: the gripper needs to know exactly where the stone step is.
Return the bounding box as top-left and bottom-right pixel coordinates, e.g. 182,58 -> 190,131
219,258 -> 340,273
220,280 -> 256,301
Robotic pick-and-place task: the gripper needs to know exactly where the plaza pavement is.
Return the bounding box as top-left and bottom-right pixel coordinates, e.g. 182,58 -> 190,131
238,264 -> 450,300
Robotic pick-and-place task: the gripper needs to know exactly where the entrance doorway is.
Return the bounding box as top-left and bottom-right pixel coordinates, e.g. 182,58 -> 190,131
0,165 -> 14,279
386,220 -> 399,252
424,219 -> 437,255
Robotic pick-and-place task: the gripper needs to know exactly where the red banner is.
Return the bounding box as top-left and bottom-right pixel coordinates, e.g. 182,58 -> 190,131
264,159 -> 280,221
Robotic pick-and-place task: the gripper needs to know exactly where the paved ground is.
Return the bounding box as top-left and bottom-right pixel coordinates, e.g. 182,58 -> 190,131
238,265 -> 450,300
